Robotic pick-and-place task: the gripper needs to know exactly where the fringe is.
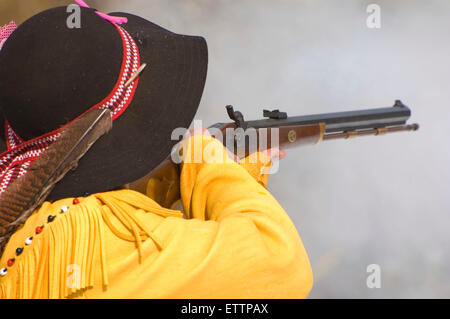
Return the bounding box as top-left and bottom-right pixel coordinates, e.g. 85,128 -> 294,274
0,189 -> 182,299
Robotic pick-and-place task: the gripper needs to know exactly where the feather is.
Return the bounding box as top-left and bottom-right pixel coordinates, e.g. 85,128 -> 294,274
0,108 -> 113,256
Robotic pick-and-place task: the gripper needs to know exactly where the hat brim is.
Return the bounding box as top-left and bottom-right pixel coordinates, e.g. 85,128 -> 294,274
47,12 -> 208,200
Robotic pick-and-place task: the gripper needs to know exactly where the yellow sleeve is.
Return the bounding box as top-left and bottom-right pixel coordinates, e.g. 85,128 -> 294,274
151,135 -> 313,298
145,160 -> 181,209
145,140 -> 272,208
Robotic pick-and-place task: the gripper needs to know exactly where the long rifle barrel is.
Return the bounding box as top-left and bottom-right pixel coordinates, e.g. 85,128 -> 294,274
245,100 -> 413,133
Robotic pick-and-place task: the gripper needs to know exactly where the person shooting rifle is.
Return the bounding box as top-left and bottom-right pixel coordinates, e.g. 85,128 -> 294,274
0,2 -> 418,299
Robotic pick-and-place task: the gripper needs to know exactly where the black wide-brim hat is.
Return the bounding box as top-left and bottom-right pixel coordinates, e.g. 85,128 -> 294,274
0,6 -> 208,200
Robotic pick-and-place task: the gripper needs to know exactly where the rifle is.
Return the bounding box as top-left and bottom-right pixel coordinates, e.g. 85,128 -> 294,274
126,100 -> 419,193
212,99 -> 418,155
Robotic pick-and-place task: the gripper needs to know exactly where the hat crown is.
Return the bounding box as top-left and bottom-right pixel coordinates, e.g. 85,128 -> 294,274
0,7 -> 123,141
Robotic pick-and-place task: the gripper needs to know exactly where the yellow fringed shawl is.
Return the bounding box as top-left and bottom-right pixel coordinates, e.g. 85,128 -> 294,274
0,136 -> 313,299
0,191 -> 182,298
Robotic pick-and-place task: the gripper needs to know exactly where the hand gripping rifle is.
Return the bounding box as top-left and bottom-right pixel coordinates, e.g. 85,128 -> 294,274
127,100 -> 419,193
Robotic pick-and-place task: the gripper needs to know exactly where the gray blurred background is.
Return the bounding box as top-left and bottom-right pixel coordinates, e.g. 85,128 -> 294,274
2,0 -> 449,298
